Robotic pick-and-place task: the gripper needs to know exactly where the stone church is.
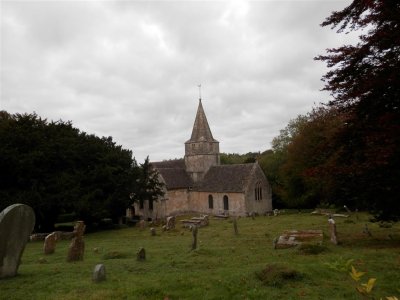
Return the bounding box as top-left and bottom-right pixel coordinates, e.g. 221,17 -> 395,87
133,98 -> 272,219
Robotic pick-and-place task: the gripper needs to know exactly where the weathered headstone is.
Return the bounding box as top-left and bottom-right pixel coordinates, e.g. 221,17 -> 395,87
166,216 -> 175,230
150,227 -> 156,236
137,247 -> 146,261
92,264 -> 106,282
328,216 -> 338,245
191,225 -> 198,250
43,232 -> 58,255
250,212 -> 255,220
139,220 -> 146,229
273,209 -> 279,216
233,217 -> 239,235
67,221 -> 85,262
0,204 -> 35,279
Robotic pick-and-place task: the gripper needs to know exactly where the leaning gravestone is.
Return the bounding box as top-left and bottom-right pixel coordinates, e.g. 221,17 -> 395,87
43,232 -> 58,255
92,264 -> 106,282
0,204 -> 35,279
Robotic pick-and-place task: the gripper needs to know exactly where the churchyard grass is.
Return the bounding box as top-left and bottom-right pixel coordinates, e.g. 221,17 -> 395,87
1,212 -> 399,299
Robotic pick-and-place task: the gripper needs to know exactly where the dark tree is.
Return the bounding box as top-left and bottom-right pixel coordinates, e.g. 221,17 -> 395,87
0,111 -> 139,230
315,1 -> 400,220
130,156 -> 164,217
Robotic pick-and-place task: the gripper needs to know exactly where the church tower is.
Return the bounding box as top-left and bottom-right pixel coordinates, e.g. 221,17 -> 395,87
185,99 -> 220,182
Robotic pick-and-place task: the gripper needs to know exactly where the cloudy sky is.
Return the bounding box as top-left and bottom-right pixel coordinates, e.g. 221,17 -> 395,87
1,0 -> 355,162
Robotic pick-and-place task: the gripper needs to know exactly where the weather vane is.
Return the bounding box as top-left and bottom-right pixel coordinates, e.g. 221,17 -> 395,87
198,84 -> 201,100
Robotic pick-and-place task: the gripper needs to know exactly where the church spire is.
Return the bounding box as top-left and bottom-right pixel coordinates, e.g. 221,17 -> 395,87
184,97 -> 220,182
187,99 -> 217,143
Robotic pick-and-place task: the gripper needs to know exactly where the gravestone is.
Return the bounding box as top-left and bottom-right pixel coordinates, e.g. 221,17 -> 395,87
166,216 -> 175,230
150,227 -> 156,236
328,216 -> 338,245
92,264 -> 106,282
137,247 -> 146,261
0,204 -> 35,279
139,220 -> 146,229
67,221 -> 85,262
43,232 -> 58,255
191,225 -> 198,250
233,217 -> 239,235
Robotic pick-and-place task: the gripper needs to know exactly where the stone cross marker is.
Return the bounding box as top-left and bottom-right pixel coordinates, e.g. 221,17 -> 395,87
43,232 -> 58,255
67,221 -> 86,262
0,204 -> 35,279
328,216 -> 338,245
93,264 -> 106,283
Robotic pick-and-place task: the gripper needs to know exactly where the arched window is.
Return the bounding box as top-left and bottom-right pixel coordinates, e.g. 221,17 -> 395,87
255,182 -> 262,201
208,195 -> 214,209
223,195 -> 229,211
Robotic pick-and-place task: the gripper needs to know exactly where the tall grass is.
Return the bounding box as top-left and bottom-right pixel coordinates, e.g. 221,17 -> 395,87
0,213 -> 399,299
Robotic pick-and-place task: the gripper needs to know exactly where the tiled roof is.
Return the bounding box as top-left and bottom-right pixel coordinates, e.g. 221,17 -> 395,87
151,159 -> 186,169
151,159 -> 192,190
195,163 -> 256,192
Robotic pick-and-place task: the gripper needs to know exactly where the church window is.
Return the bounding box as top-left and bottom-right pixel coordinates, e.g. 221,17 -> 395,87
223,195 -> 229,210
208,195 -> 213,209
149,199 -> 153,210
139,199 -> 144,209
255,182 -> 262,201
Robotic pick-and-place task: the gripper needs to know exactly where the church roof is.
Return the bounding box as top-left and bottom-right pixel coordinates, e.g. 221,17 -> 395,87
186,99 -> 218,143
151,160 -> 258,193
151,159 -> 193,190
195,163 -> 256,193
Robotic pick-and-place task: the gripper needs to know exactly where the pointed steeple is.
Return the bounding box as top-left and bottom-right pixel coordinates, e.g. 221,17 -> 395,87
185,98 -> 220,183
187,99 -> 218,143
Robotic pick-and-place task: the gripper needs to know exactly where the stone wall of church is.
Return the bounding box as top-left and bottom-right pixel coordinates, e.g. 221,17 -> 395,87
165,189 -> 190,216
244,165 -> 273,214
185,154 -> 220,182
189,191 -> 247,216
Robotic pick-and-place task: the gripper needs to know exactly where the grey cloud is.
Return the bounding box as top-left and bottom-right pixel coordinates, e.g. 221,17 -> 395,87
1,0 -> 354,162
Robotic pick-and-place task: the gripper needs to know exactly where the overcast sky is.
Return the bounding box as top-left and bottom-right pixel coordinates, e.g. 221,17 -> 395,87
1,0 -> 355,163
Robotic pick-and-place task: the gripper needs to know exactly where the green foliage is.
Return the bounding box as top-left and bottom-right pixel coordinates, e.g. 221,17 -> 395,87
324,257 -> 354,272
130,156 -> 165,209
220,152 -> 259,165
0,111 -> 139,230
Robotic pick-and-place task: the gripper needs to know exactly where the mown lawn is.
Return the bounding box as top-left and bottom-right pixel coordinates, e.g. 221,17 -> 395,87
1,212 -> 399,300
